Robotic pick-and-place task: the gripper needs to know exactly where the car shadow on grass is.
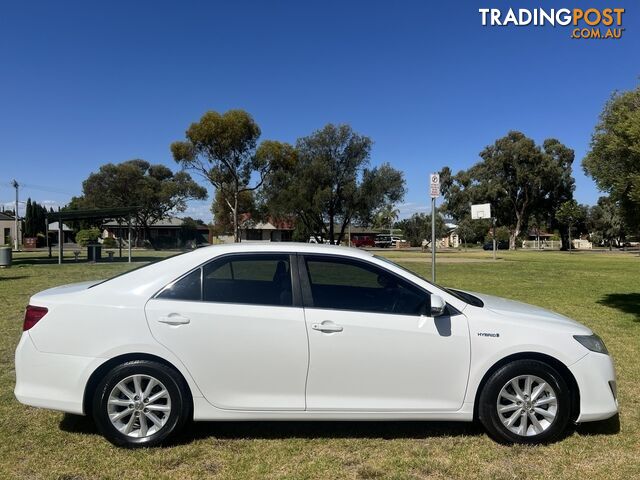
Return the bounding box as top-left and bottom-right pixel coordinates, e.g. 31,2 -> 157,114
59,414 -> 620,445
597,293 -> 640,321
0,275 -> 29,281
59,414 -> 484,442
573,413 -> 620,436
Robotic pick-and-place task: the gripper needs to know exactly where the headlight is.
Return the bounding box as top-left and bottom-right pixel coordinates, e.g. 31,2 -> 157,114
573,334 -> 609,355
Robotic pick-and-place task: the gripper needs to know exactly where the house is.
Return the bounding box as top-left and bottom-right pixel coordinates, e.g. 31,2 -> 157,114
439,223 -> 460,248
47,221 -> 74,244
234,217 -> 382,245
0,211 -> 21,246
239,217 -> 294,242
102,217 -> 210,248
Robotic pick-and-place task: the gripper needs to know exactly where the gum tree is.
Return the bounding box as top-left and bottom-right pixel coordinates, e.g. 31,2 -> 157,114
583,85 -> 640,236
263,124 -> 405,245
171,110 -> 295,242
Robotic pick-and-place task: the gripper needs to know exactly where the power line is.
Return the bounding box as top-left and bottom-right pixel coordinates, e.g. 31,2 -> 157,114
2,181 -> 75,196
20,183 -> 76,196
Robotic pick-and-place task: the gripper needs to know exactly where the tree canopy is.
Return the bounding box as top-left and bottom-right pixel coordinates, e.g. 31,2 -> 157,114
394,212 -> 447,247
70,159 -> 207,246
583,85 -> 640,235
172,109 -> 294,242
556,200 -> 588,252
262,124 -> 405,244
23,198 -> 48,237
440,131 -> 575,249
587,196 -> 625,249
210,189 -> 257,236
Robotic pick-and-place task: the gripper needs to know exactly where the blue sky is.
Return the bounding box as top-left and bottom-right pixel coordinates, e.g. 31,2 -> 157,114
1,0 -> 638,221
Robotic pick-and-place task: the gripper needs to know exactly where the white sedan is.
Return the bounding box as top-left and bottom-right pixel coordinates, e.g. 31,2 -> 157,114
15,244 -> 617,447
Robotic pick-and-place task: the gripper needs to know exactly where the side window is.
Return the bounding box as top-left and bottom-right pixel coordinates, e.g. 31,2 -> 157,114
157,268 -> 202,301
304,256 -> 427,315
203,254 -> 293,306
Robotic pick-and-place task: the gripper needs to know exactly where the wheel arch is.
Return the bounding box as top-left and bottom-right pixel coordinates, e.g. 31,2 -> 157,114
82,352 -> 194,417
472,352 -> 580,422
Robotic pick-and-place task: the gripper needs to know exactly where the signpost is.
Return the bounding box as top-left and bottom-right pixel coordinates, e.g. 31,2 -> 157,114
430,173 -> 440,282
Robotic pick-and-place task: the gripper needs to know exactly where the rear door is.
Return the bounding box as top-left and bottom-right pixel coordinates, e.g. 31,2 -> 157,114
300,254 -> 470,411
146,253 -> 308,410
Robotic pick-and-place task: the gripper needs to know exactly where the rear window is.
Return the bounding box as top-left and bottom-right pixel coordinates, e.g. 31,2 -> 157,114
89,252 -> 186,288
202,254 -> 293,306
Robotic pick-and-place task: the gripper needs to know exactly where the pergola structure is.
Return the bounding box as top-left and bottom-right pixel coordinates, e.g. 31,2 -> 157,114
46,207 -> 140,264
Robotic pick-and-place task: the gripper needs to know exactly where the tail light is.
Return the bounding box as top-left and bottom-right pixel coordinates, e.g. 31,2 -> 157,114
23,305 -> 48,331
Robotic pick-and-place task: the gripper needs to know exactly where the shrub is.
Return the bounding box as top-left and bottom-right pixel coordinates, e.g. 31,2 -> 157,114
102,237 -> 117,248
75,228 -> 101,247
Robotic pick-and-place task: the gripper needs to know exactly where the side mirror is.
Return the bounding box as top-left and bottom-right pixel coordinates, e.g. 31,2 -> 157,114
430,294 -> 446,317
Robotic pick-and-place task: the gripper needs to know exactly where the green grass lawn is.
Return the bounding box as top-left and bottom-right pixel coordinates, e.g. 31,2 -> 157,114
0,250 -> 638,479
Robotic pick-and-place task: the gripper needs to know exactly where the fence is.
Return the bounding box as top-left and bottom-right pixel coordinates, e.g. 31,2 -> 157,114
522,239 -> 593,250
522,240 -> 562,250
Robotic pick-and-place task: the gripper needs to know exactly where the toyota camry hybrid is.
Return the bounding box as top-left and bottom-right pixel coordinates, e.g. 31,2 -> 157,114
14,244 -> 618,447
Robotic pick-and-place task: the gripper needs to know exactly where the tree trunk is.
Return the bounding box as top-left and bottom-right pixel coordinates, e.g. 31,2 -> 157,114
559,226 -> 570,251
328,213 -> 335,245
233,191 -> 240,243
336,217 -> 351,246
510,215 -> 522,250
568,226 -> 572,253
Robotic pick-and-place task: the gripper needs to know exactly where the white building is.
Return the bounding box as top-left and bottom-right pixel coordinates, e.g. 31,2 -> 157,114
0,211 -> 21,246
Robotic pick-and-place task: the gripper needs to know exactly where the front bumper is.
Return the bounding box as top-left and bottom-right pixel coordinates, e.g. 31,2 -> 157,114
570,351 -> 618,422
14,333 -> 100,415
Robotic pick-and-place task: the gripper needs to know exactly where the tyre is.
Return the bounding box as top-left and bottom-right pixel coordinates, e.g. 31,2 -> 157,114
478,359 -> 571,444
92,360 -> 190,448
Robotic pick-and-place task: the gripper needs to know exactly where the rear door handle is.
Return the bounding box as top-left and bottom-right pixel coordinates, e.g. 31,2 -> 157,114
312,322 -> 343,333
158,314 -> 191,326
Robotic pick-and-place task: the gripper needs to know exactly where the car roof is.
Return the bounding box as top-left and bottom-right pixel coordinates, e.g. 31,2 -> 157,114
195,242 -> 374,259
90,243 -> 373,296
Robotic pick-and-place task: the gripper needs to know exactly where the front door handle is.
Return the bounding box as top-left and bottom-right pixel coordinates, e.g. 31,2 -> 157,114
158,314 -> 191,326
312,322 -> 343,333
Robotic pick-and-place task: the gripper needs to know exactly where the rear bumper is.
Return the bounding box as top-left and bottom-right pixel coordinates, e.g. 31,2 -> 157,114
570,352 -> 618,422
14,333 -> 99,415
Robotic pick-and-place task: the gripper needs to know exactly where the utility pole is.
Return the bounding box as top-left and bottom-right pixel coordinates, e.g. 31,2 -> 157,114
11,180 -> 19,251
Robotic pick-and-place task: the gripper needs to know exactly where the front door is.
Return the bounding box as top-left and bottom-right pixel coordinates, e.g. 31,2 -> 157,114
146,253 -> 308,410
300,254 -> 470,411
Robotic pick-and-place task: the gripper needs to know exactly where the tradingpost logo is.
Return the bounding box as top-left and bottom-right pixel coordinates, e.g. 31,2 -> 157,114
479,7 -> 625,39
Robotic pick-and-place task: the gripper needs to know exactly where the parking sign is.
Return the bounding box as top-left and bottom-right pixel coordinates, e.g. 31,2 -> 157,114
430,173 -> 440,198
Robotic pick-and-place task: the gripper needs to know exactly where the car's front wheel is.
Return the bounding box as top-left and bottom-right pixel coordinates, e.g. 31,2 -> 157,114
92,360 -> 190,448
478,359 -> 571,444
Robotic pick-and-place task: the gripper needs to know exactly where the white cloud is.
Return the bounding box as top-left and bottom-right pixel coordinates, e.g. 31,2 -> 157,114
1,199 -> 64,217
180,200 -> 212,223
397,202 -> 430,218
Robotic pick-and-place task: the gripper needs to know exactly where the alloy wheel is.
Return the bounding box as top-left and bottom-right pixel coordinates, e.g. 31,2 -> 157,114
107,374 -> 172,438
496,374 -> 558,437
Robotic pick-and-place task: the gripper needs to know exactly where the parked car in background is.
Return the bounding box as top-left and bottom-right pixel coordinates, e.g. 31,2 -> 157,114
374,234 -> 394,248
15,244 -> 617,447
483,240 -> 510,250
350,234 -> 375,248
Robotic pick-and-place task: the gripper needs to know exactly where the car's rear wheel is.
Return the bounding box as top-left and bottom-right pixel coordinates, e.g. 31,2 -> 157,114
92,360 -> 190,448
478,359 -> 571,444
